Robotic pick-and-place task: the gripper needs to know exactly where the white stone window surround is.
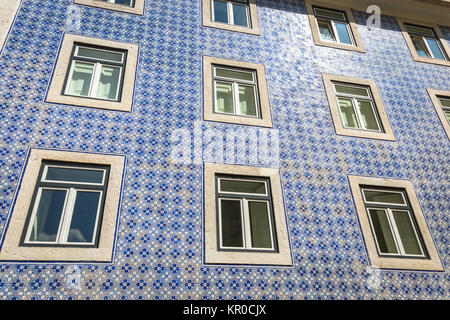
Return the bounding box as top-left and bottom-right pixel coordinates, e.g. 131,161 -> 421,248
0,148 -> 126,263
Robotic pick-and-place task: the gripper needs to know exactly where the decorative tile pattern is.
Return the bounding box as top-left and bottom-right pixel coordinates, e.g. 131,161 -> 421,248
0,0 -> 448,300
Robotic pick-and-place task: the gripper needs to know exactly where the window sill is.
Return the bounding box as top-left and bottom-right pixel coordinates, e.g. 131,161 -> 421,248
311,39 -> 366,53
410,55 -> 450,67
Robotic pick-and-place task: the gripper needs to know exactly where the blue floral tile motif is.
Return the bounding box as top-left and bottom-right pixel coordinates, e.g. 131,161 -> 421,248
0,0 -> 448,300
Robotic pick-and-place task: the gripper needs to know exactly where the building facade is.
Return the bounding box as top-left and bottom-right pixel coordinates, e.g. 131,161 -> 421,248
0,0 -> 448,299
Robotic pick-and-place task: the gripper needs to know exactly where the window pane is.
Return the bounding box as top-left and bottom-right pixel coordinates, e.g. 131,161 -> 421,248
439,98 -> 450,108
405,25 -> 435,37
45,167 -> 104,184
317,19 -> 335,42
215,68 -> 254,81
28,189 -> 67,242
96,65 -> 121,100
314,8 -> 346,21
232,3 -> 248,27
220,179 -> 266,194
67,191 -> 101,243
114,0 -> 133,6
220,199 -> 244,248
338,97 -> 359,129
66,62 -> 94,97
334,84 -> 369,97
76,47 -> 123,63
363,190 -> 406,205
357,100 -> 380,131
335,21 -> 352,45
444,110 -> 450,124
425,38 -> 446,60
410,35 -> 431,58
213,0 -> 228,24
238,85 -> 257,116
392,210 -> 423,256
368,209 -> 398,254
215,81 -> 234,114
248,201 -> 272,249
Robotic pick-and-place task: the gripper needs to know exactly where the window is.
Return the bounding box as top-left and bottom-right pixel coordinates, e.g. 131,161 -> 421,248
314,7 -> 353,45
362,188 -> 425,258
73,0 -> 145,15
217,176 -> 276,251
204,163 -> 292,266
203,56 -> 272,127
305,1 -> 365,53
22,162 -> 109,246
46,34 -> 139,112
212,0 -> 250,27
202,0 -> 260,35
213,65 -> 259,118
333,82 -> 382,132
405,24 -> 448,61
438,97 -> 450,124
397,18 -> 450,67
0,149 -> 125,262
322,74 -> 395,141
64,45 -> 126,102
427,89 -> 450,139
348,176 -> 443,271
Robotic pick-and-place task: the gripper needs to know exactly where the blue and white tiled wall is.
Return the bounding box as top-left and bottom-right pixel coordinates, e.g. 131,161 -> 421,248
0,0 -> 448,299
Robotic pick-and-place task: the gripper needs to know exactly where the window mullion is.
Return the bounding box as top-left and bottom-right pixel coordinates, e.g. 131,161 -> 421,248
233,82 -> 240,115
242,198 -> 252,249
246,4 -> 251,28
420,36 -> 434,58
423,36 -> 435,58
331,20 -> 340,43
89,62 -> 102,98
228,1 -> 234,25
345,23 -> 355,45
58,188 -> 77,244
386,208 -> 405,256
352,97 -> 364,129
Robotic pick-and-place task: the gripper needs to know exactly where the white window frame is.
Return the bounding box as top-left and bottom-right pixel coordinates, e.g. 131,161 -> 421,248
361,188 -> 407,206
361,188 -> 425,258
313,7 -> 355,46
217,177 -> 268,196
41,164 -> 107,186
211,0 -> 251,28
332,82 -> 383,133
218,198 -> 275,251
64,45 -> 125,102
366,207 -> 425,258
24,187 -> 103,246
213,65 -> 260,118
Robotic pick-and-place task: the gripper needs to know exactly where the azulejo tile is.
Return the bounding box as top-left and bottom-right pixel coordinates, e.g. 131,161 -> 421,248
0,0 -> 447,300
